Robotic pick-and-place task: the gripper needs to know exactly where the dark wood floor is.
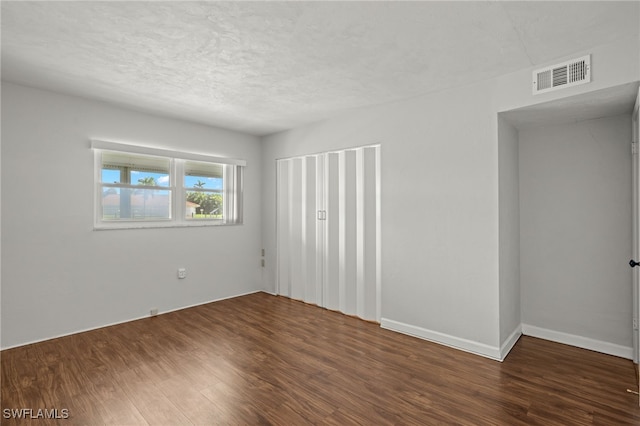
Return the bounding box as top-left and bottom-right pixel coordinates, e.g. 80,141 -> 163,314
2,292 -> 640,425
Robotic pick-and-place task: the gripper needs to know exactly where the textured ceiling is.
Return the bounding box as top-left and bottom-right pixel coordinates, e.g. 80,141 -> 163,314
2,1 -> 639,136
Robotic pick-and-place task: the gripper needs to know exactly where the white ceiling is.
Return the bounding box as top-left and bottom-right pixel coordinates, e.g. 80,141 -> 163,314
2,1 -> 639,136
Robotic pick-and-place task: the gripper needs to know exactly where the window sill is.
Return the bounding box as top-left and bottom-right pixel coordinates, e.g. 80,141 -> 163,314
94,220 -> 241,231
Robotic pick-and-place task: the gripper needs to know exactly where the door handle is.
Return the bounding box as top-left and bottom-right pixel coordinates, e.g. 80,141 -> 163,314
630,259 -> 640,268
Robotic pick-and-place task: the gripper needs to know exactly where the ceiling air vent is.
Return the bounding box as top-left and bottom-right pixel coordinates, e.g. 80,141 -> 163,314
532,55 -> 590,95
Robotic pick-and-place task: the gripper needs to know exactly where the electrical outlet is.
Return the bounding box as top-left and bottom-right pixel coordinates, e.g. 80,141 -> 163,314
634,318 -> 638,330
150,308 -> 158,316
177,268 -> 187,279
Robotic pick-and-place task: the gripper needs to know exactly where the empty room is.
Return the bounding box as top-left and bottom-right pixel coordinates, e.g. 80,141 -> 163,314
2,1 -> 640,424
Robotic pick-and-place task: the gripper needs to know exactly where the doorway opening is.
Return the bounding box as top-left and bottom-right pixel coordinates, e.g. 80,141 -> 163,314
498,82 -> 640,363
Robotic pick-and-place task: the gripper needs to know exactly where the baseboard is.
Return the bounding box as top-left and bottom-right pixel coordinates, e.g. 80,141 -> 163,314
521,324 -> 633,360
381,318 -> 502,361
1,290 -> 262,351
499,325 -> 522,361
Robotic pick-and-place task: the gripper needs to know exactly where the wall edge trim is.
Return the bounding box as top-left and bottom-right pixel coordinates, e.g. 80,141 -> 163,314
380,318 -> 501,361
1,290 -> 262,351
522,323 -> 633,360
499,325 -> 523,361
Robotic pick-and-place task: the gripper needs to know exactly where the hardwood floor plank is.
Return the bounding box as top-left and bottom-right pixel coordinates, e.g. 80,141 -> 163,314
2,292 -> 640,425
111,367 -> 192,425
155,376 -> 221,425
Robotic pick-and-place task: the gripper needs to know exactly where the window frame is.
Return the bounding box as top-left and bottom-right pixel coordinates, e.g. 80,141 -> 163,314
92,140 -> 245,230
182,160 -> 224,222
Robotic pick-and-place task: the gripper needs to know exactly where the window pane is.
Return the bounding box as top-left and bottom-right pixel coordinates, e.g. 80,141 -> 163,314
185,190 -> 223,219
184,161 -> 223,190
184,175 -> 222,190
102,152 -> 170,186
102,187 -> 171,220
102,169 -> 121,184
131,171 -> 170,187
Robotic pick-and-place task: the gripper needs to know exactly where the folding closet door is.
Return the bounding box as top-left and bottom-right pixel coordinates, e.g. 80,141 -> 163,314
276,158 -> 291,297
304,155 -> 322,306
276,145 -> 380,322
359,146 -> 380,321
276,155 -> 322,303
323,152 -> 341,312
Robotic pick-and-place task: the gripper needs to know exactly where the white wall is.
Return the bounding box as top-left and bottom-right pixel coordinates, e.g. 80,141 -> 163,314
1,82 -> 262,349
519,114 -> 633,356
497,116 -> 521,357
0,86 -> 2,348
495,35 -> 640,113
263,82 -> 503,356
263,36 -> 639,360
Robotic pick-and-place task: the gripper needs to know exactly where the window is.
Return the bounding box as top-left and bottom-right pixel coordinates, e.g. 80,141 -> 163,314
184,161 -> 222,220
101,152 -> 172,221
92,140 -> 244,229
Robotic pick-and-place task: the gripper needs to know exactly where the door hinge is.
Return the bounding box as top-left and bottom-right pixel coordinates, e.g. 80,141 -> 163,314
632,142 -> 638,155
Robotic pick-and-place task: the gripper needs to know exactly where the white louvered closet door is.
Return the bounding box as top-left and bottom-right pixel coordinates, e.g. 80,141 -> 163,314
276,145 -> 380,322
